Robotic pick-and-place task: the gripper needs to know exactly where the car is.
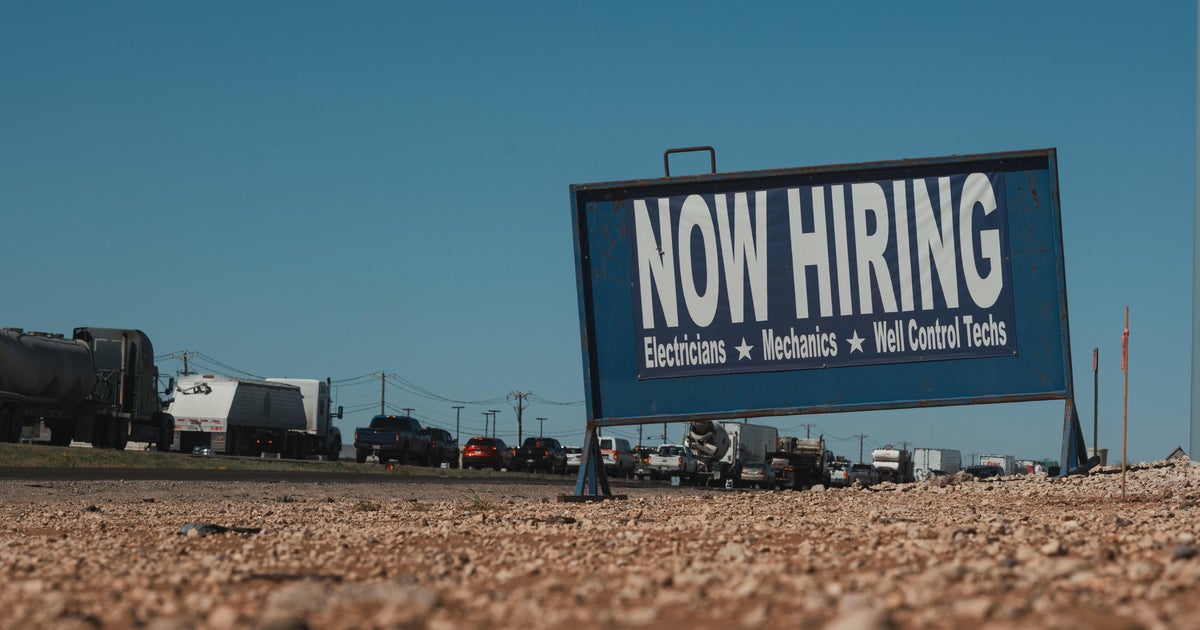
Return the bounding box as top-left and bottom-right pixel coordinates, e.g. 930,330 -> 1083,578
462,437 -> 513,471
564,446 -> 583,473
848,463 -> 879,486
599,436 -> 636,477
965,465 -> 1006,479
737,461 -> 775,489
514,437 -> 567,474
422,427 -> 459,468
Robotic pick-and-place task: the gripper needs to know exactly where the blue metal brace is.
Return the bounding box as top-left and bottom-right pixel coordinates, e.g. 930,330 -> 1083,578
1059,399 -> 1100,477
572,427 -> 613,498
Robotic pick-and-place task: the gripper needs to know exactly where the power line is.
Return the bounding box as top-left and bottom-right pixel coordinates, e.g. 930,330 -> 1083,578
527,393 -> 584,406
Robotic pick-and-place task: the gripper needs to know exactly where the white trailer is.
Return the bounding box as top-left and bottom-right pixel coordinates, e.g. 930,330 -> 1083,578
266,378 -> 343,461
979,454 -> 1018,475
912,447 -> 962,481
721,422 -> 778,468
168,375 -> 340,458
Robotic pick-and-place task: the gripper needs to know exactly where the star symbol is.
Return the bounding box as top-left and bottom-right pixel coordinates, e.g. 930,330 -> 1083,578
735,337 -> 754,360
847,330 -> 865,354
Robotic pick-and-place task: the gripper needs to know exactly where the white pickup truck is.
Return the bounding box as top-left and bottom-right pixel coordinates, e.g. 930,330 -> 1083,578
646,444 -> 699,481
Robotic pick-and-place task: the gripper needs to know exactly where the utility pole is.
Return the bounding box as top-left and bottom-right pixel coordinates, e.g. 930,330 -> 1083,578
509,391 -> 530,444
637,425 -> 643,447
800,423 -> 816,438
536,417 -> 546,437
662,423 -> 668,443
402,407 -> 414,417
452,406 -> 464,443
482,411 -> 490,437
488,410 -> 501,438
854,434 -> 868,463
379,373 -> 386,416
169,351 -> 198,377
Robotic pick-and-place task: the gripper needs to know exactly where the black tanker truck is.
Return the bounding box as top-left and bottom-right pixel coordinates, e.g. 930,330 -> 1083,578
0,327 -> 174,450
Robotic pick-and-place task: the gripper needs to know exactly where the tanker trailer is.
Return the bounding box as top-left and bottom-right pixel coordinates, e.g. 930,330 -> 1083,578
0,329 -> 96,444
0,327 -> 175,451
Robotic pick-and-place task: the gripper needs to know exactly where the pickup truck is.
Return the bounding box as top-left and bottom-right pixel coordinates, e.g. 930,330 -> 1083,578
354,415 -> 431,466
422,426 -> 459,468
848,463 -> 880,486
646,444 -> 699,481
513,437 -> 566,474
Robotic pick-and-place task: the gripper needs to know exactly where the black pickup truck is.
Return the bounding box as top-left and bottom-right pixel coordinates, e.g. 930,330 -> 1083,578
513,437 -> 567,474
354,415 -> 431,465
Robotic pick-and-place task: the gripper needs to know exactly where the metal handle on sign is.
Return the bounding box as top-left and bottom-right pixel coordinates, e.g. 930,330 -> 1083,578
663,146 -> 716,177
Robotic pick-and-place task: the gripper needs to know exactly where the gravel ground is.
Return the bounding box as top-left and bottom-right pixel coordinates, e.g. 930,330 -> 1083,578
2,460 -> 1199,629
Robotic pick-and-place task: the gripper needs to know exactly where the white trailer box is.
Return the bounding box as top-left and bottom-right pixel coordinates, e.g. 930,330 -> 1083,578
979,454 -> 1017,475
718,421 -> 779,467
168,375 -> 306,454
913,447 -> 962,481
265,378 -> 331,437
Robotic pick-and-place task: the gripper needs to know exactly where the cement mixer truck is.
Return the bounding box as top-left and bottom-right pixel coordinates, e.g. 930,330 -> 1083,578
686,420 -> 778,485
0,327 -> 175,450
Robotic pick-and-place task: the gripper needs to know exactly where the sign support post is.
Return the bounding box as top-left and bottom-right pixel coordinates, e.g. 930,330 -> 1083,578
563,427 -> 624,501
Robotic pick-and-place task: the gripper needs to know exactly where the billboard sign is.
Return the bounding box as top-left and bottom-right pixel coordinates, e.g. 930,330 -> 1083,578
571,149 -> 1071,426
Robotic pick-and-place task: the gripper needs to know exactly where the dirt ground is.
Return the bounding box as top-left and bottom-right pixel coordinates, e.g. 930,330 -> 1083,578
2,460 -> 1199,630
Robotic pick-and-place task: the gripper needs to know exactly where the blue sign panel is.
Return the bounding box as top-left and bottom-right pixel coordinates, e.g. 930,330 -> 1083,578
571,149 -> 1072,426
630,172 -> 1016,379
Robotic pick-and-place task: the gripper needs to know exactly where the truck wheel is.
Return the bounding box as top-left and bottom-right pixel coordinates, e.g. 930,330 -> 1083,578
0,408 -> 20,443
355,449 -> 367,464
49,421 -> 73,446
155,413 -> 173,452
91,417 -> 110,449
109,418 -> 129,451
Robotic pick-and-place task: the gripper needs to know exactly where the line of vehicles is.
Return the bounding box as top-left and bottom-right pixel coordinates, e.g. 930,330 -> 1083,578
1,326 -> 344,460
1,325 -> 1058,481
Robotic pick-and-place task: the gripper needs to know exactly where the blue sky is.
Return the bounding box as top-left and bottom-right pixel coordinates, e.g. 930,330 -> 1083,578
2,2 -> 1194,464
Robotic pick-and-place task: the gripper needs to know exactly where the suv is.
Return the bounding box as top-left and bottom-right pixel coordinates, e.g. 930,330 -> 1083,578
514,437 -> 567,474
599,436 -> 636,478
462,437 -> 513,470
423,427 -> 459,468
827,461 -> 851,487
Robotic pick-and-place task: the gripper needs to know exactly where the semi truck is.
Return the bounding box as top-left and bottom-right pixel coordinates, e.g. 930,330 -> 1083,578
871,445 -> 914,483
686,420 -> 778,484
167,374 -> 342,459
266,378 -> 343,461
912,447 -> 962,481
768,436 -> 829,489
0,327 -> 175,450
